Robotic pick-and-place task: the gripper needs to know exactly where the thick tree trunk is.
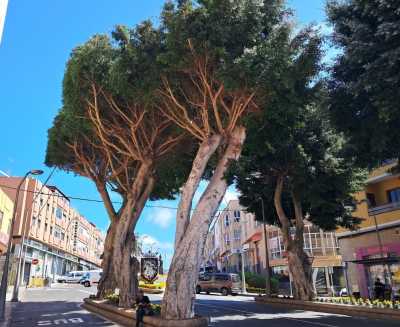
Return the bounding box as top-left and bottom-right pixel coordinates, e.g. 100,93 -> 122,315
112,165 -> 155,308
97,220 -> 117,298
162,127 -> 246,319
174,135 -> 222,248
287,245 -> 313,300
273,177 -> 313,301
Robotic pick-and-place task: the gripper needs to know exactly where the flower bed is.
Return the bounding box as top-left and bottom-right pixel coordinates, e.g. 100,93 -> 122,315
255,296 -> 400,321
315,297 -> 400,310
83,298 -> 208,327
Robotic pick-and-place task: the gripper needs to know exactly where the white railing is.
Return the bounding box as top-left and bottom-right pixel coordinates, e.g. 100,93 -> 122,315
368,201 -> 400,216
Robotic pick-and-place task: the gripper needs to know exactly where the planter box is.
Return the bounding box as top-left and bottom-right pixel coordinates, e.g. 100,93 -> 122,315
139,287 -> 164,294
255,296 -> 400,321
82,298 -> 209,327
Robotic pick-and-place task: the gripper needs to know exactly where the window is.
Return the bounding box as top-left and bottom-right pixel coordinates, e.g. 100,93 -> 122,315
215,274 -> 229,281
54,227 -> 62,239
32,216 -> 37,227
55,208 -> 63,219
78,226 -> 90,238
366,193 -> 376,207
0,210 -> 3,229
37,219 -> 41,228
225,235 -> 230,245
387,188 -> 400,203
234,210 -> 240,222
50,226 -> 53,235
224,215 -> 229,227
44,223 -> 48,232
233,230 -> 241,241
199,274 -> 212,281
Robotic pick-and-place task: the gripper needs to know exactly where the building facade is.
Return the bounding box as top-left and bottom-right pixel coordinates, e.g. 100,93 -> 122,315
0,187 -> 13,254
203,200 -> 344,295
0,176 -> 104,285
337,162 -> 400,298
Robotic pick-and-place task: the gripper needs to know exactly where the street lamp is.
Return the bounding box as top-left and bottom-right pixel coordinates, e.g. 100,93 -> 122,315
258,197 -> 271,297
0,169 -> 43,319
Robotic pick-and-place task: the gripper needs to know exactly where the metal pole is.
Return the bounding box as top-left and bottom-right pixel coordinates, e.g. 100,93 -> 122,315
372,213 -> 392,292
259,197 -> 271,297
0,173 -> 29,319
241,250 -> 247,294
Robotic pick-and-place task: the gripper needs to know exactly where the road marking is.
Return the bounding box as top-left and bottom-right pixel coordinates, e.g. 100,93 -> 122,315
197,303 -> 340,327
37,318 -> 84,325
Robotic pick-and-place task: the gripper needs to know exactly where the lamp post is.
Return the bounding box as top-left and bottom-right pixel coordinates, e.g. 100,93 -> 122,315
258,197 -> 271,297
0,169 -> 43,319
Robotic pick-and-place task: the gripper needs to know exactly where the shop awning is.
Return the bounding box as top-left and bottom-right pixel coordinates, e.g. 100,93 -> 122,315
243,232 -> 262,244
346,257 -> 400,265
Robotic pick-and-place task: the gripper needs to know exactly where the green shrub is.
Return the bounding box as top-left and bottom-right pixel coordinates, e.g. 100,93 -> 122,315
105,293 -> 119,305
244,272 -> 279,293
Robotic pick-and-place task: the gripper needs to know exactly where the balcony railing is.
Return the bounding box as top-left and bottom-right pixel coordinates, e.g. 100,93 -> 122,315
368,201 -> 400,216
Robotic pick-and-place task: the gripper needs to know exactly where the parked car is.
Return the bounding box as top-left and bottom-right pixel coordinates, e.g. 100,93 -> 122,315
196,273 -> 241,296
79,270 -> 102,287
60,271 -> 86,283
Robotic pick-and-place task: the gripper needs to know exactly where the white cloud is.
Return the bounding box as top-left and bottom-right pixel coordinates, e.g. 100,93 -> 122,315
146,207 -> 174,229
139,234 -> 173,251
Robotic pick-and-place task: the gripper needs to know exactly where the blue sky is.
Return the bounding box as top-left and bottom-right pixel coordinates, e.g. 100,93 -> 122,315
0,0 -> 327,267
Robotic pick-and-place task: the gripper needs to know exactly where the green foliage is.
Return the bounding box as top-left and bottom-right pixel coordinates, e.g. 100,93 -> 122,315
327,0 -> 400,168
244,272 -> 279,293
232,22 -> 367,230
46,22 -> 191,202
105,293 -> 119,305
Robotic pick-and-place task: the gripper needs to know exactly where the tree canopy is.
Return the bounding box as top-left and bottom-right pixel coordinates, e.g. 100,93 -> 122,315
327,0 -> 400,168
232,22 -> 367,231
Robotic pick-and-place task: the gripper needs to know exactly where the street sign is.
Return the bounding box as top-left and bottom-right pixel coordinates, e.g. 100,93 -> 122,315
32,259 -> 39,265
141,256 -> 159,283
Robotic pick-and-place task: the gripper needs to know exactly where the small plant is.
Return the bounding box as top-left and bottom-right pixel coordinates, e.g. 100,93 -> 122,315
105,293 -> 119,305
150,304 -> 162,315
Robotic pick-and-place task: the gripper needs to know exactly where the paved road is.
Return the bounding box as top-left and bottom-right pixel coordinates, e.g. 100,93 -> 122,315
7,284 -> 400,327
9,284 -> 116,327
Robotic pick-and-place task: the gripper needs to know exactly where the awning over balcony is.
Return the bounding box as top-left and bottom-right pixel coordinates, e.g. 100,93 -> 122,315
244,232 -> 262,244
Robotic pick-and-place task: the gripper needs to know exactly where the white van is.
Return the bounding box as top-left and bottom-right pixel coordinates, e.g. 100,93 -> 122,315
80,270 -> 102,287
63,271 -> 85,283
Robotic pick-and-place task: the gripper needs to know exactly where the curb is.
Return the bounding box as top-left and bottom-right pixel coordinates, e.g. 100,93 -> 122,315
255,296 -> 400,321
83,298 -> 209,327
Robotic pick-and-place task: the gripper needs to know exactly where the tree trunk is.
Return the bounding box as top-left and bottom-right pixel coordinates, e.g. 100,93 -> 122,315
112,165 -> 155,308
174,135 -> 222,248
162,126 -> 246,319
97,220 -> 117,298
273,176 -> 313,301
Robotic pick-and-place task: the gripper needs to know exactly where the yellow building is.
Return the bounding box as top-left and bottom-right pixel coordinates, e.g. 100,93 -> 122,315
0,187 -> 13,254
337,161 -> 400,298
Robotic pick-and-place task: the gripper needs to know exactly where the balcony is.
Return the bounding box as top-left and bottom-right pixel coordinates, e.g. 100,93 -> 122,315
368,201 -> 400,216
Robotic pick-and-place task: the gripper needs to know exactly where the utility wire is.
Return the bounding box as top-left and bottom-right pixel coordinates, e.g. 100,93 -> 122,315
0,183 -> 248,213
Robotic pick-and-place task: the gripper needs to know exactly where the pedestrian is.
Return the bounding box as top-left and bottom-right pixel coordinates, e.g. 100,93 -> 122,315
374,278 -> 384,300
135,290 -> 153,327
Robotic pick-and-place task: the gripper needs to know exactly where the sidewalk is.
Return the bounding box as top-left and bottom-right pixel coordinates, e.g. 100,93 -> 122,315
0,287 -> 26,327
